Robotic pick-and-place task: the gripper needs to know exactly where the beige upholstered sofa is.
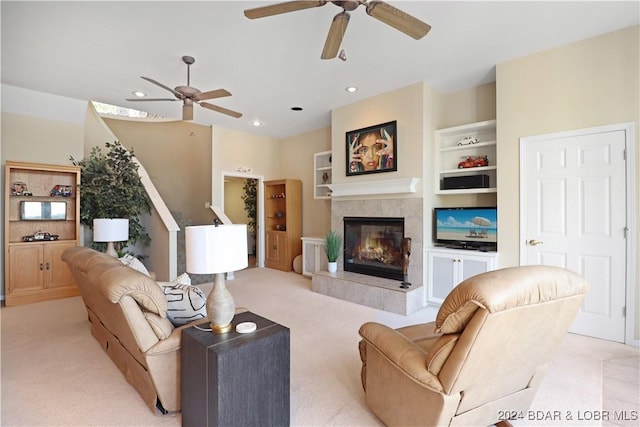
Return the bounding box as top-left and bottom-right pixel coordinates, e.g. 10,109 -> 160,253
62,246 -> 206,414
358,265 -> 588,427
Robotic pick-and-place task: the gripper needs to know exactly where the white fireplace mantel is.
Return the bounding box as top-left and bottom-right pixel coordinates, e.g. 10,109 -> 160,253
327,177 -> 419,197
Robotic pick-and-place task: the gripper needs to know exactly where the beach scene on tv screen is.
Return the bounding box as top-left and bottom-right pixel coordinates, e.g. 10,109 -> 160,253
437,209 -> 497,243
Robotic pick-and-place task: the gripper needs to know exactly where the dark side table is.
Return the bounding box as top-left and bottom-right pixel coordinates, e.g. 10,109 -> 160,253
181,311 -> 290,427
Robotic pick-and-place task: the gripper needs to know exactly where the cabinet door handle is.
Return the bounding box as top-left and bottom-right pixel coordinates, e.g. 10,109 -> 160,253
39,263 -> 44,271
273,245 -> 278,250
46,262 -> 50,270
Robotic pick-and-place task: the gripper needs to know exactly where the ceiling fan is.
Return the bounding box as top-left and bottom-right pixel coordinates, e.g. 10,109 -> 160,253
126,56 -> 242,120
244,0 -> 431,60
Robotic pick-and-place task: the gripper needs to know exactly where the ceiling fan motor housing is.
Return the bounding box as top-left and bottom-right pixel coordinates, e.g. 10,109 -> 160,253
175,85 -> 200,98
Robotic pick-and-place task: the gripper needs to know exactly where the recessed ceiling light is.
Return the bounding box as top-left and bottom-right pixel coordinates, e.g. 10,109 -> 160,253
290,106 -> 303,111
251,120 -> 263,127
131,90 -> 146,98
345,86 -> 358,93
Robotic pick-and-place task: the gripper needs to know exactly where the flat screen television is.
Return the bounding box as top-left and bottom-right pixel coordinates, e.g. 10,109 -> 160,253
433,207 -> 497,251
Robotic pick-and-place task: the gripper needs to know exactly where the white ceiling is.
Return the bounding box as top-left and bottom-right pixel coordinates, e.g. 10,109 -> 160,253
2,1 -> 638,139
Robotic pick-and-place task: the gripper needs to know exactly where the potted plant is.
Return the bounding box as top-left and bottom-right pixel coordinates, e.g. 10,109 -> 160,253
70,141 -> 151,255
324,230 -> 343,273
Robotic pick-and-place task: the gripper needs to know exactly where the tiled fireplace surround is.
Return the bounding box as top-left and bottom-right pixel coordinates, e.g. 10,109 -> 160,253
311,198 -> 425,315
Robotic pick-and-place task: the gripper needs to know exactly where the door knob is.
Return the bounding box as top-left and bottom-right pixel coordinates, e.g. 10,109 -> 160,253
528,239 -> 544,246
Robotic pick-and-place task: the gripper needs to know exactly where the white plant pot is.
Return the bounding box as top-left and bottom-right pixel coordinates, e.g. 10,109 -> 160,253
328,261 -> 337,273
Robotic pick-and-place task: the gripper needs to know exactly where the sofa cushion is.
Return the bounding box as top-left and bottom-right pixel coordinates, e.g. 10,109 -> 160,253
157,273 -> 207,326
119,254 -> 151,276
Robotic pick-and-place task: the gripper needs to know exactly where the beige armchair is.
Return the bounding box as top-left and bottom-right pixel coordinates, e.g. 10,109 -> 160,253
358,265 -> 588,427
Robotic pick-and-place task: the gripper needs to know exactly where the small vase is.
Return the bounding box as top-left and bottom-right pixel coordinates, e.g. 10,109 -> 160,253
328,261 -> 337,273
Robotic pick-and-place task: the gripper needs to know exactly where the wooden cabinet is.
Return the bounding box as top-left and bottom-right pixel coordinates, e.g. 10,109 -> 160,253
435,120 -> 497,194
313,151 -> 332,199
301,236 -> 327,277
4,161 -> 80,306
264,179 -> 302,271
427,248 -> 497,304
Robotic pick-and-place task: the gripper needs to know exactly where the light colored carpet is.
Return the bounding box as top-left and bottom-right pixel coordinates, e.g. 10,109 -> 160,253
1,267 -> 638,426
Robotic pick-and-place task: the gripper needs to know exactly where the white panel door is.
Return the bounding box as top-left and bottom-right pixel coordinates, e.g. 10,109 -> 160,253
521,128 -> 627,342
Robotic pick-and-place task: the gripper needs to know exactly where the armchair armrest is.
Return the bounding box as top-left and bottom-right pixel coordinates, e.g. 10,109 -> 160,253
359,322 -> 444,392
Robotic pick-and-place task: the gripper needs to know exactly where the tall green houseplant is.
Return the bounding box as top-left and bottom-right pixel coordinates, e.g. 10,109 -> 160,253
71,141 -> 152,252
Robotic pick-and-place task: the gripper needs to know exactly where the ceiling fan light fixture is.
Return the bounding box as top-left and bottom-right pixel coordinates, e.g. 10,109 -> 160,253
131,90 -> 146,98
345,86 -> 358,93
251,120 -> 263,126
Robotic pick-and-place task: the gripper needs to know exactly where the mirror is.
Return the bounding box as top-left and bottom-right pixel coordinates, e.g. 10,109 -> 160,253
21,201 -> 67,220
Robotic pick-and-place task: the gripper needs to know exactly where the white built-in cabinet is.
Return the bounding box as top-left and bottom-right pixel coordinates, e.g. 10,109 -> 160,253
427,247 -> 497,304
435,120 -> 497,194
313,151 -> 332,199
301,236 -> 327,277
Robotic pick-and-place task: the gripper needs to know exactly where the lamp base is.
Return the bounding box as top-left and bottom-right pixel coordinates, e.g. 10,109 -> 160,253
105,242 -> 118,258
210,323 -> 233,334
207,273 -> 236,334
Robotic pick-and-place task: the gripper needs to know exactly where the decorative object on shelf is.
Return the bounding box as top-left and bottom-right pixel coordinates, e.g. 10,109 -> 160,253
21,201 -> 66,221
11,181 -> 31,196
324,230 -> 343,273
458,155 -> 488,169
71,141 -> 151,252
457,136 -> 479,146
22,230 -> 60,242
346,120 -> 397,176
185,224 -> 248,334
274,210 -> 284,218
93,218 -> 129,257
275,224 -> 286,231
400,237 -> 412,289
322,172 -> 329,184
50,184 -> 73,197
271,192 -> 286,199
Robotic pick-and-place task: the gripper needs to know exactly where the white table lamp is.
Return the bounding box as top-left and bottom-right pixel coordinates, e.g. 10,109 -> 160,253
93,218 -> 129,257
185,224 -> 248,333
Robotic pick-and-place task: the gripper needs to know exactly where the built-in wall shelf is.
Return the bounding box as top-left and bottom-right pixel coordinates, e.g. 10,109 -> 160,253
435,120 -> 497,194
328,177 -> 419,197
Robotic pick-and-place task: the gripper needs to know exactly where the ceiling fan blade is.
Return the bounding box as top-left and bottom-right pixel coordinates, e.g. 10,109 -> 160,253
183,102 -> 194,121
200,102 -> 243,119
195,89 -> 232,101
125,98 -> 178,102
321,11 -> 350,60
244,1 -> 326,19
365,1 -> 431,40
140,76 -> 184,99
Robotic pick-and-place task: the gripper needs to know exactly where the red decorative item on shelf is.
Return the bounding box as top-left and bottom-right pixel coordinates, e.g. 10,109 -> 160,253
458,155 -> 489,169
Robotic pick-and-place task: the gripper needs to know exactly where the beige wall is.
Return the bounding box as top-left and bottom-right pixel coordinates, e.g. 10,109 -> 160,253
223,178 -> 251,225
103,118 -> 214,225
2,112 -> 84,165
332,82 -> 427,197
280,127 -> 331,237
497,26 -> 639,342
211,126 -> 281,209
496,25 -> 639,269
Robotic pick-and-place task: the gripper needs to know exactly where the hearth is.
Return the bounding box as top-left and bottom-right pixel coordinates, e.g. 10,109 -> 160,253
343,216 -> 404,281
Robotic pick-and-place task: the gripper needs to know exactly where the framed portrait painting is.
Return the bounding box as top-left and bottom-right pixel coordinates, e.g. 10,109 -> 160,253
346,120 -> 397,176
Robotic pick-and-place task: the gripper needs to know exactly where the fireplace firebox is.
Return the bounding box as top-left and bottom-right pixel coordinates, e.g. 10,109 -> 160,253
343,217 -> 404,281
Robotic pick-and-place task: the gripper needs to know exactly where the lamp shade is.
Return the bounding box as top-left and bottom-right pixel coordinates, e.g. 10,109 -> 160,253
93,218 -> 129,242
185,224 -> 248,274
